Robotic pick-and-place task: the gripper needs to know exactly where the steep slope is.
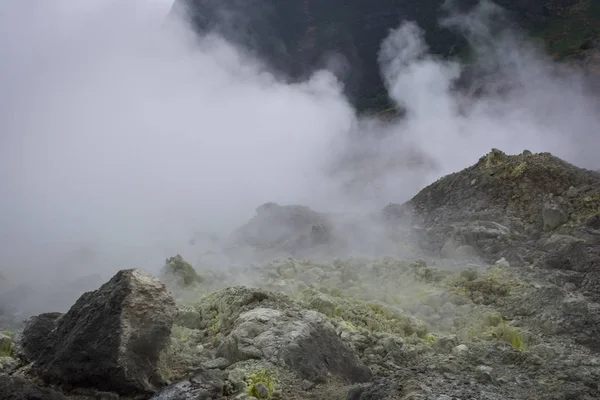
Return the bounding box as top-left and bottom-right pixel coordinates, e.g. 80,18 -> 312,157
172,0 -> 600,111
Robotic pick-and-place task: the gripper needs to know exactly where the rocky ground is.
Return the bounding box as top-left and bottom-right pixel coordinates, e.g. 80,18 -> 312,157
1,149 -> 599,400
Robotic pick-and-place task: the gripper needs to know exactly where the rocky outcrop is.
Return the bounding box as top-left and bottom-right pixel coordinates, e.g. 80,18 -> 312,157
384,149 -> 600,265
15,269 -> 178,396
231,203 -> 330,248
225,203 -> 341,261
160,254 -> 203,287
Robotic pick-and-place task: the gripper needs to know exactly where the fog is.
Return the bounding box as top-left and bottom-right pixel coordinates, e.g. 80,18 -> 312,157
0,0 -> 599,317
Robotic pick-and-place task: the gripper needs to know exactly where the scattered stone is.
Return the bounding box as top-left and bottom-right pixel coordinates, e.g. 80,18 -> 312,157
204,357 -> 231,370
453,344 -> 469,355
301,379 -> 315,391
150,368 -> 225,400
310,224 -> 332,246
475,366 -> 494,383
0,333 -> 12,357
494,257 -> 510,268
380,336 -> 403,354
435,335 -> 459,352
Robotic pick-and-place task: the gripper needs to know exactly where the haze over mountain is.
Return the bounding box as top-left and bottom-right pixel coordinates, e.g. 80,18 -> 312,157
173,0 -> 600,111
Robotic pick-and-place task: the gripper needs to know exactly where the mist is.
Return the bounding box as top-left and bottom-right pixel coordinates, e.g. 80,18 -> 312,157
1,0 -> 599,317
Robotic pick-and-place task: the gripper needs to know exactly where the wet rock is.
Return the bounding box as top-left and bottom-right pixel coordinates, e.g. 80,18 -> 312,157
18,269 -> 177,396
0,375 -> 67,400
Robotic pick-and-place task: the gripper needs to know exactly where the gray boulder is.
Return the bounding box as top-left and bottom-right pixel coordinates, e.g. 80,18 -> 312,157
17,269 -> 178,396
216,307 -> 372,384
229,203 -> 332,254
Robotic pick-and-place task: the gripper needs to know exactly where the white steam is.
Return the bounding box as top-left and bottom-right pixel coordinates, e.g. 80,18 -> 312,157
0,0 -> 598,316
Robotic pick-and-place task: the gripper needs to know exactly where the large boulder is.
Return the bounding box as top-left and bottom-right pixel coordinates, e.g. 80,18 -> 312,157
16,269 -> 178,396
225,202 -> 403,261
216,307 -> 372,384
15,312 -> 62,363
178,287 -> 372,385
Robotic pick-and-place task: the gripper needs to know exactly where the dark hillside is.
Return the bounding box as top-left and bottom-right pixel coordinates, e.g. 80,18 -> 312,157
173,0 -> 600,111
